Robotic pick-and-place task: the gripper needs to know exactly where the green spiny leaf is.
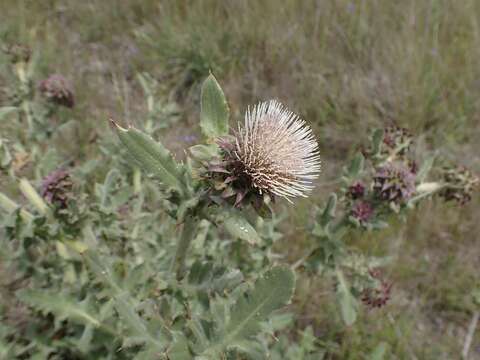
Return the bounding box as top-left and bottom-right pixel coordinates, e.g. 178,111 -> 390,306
113,122 -> 185,195
200,74 -> 229,139
17,289 -> 101,328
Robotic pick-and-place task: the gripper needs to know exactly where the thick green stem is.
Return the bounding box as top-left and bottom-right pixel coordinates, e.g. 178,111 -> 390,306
170,216 -> 198,280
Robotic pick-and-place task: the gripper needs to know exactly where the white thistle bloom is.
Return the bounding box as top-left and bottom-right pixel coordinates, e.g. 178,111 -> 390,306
233,100 -> 321,201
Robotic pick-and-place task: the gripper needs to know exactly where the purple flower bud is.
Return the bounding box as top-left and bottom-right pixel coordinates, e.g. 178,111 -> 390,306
348,182 -> 366,199
361,269 -> 392,309
351,201 -> 374,223
40,169 -> 72,208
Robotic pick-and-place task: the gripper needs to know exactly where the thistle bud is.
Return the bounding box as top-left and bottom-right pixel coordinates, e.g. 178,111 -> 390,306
373,162 -> 416,204
383,125 -> 413,155
347,182 -> 366,199
439,166 -> 479,205
361,269 -> 392,309
39,74 -> 75,108
351,201 -> 374,223
40,169 -> 73,209
3,43 -> 31,64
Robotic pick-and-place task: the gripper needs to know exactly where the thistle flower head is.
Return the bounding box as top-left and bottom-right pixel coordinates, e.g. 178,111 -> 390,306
440,165 -> 479,205
231,100 -> 321,200
361,269 -> 392,309
347,181 -> 366,199
39,74 -> 75,108
373,162 -> 416,204
3,43 -> 31,64
40,169 -> 72,208
351,201 -> 374,223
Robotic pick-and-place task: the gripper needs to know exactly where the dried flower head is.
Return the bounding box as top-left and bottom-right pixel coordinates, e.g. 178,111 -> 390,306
440,166 -> 479,205
40,169 -> 73,208
39,74 -> 75,108
210,100 -> 321,205
373,162 -> 416,204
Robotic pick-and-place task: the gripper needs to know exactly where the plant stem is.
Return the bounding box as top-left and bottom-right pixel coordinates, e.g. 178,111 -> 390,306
170,216 -> 198,280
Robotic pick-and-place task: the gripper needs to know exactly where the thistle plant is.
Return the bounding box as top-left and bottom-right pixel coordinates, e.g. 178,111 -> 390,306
301,125 -> 479,325
0,70 -> 478,359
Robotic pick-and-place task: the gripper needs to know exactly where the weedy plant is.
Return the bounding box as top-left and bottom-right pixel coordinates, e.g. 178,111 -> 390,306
0,58 -> 478,359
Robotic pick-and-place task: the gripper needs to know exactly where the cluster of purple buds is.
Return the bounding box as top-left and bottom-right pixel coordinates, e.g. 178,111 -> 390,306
40,169 -> 73,209
439,166 -> 479,205
361,269 -> 392,309
373,162 -> 416,204
39,74 -> 75,108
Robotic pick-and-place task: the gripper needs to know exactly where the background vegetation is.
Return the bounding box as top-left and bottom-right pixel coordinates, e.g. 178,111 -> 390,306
1,0 -> 479,358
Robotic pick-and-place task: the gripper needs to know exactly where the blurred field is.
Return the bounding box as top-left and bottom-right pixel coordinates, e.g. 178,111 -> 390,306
1,0 -> 479,358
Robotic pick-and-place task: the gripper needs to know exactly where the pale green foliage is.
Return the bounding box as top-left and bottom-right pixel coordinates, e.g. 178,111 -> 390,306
194,266 -> 295,358
17,290 -> 102,328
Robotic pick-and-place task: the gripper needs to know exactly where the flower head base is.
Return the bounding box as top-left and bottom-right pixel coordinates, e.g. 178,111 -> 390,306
40,169 -> 73,208
232,100 -> 321,201
39,74 -> 75,108
373,162 -> 416,204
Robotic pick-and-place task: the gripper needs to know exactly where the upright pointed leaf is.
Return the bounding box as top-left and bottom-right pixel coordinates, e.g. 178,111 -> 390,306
200,74 -> 229,139
112,122 -> 184,195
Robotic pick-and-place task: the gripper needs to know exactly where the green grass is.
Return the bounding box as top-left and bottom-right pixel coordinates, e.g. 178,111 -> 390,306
1,0 -> 479,358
